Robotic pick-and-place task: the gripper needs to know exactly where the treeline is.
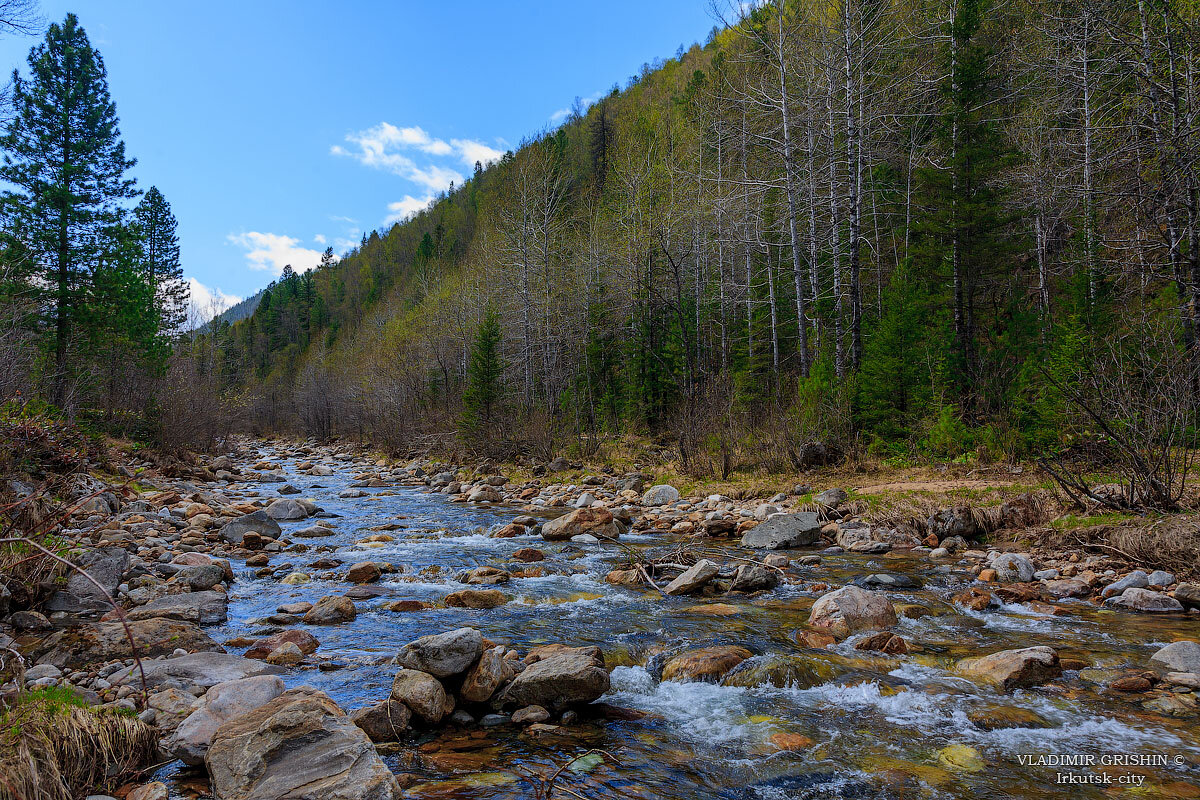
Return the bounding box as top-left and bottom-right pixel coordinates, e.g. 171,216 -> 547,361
0,13 -> 194,443
214,0 -> 1199,473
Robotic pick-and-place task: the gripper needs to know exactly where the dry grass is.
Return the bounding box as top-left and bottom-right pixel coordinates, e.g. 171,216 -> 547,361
1040,515 -> 1200,581
0,689 -> 158,800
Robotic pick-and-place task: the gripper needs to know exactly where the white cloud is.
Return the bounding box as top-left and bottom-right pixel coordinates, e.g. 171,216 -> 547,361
385,195 -> 435,226
332,122 -> 503,188
550,108 -> 570,123
450,138 -> 503,167
313,234 -> 327,245
227,231 -> 324,275
187,277 -> 240,324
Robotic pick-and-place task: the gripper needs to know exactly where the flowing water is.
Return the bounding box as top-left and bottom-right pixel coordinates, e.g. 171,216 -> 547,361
166,447 -> 1200,799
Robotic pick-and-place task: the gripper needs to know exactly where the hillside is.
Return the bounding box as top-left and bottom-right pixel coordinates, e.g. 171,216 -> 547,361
206,1 -> 1199,481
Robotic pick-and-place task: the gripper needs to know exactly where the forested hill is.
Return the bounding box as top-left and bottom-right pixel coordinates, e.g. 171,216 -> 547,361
207,0 -> 1200,468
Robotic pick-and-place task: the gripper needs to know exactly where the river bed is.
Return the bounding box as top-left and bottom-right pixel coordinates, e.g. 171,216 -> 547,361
162,445 -> 1200,799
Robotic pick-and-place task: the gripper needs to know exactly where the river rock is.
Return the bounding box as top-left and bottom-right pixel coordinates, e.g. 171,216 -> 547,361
1150,641 -> 1200,673
641,484 -> 681,506
1147,570 -> 1174,588
395,627 -> 483,677
540,507 -> 620,541
1175,583 -> 1200,609
992,553 -> 1035,583
114,652 -> 285,690
493,650 -> 609,711
729,564 -> 779,593
807,585 -> 897,640
740,512 -> 822,550
264,498 -> 313,520
460,646 -> 515,702
345,561 -> 382,584
303,595 -> 357,624
662,646 -> 754,682
219,510 -> 281,545
170,564 -> 227,591
664,559 -> 719,595
1104,587 -> 1184,612
511,704 -> 550,724
206,688 -> 400,800
1101,570 -> 1148,598
147,687 -> 200,732
244,630 -> 320,660
967,704 -> 1052,731
1042,579 -> 1091,599
35,618 -> 223,669
444,589 -> 509,609
169,675 -> 285,765
351,700 -> 411,742
45,547 -> 129,614
468,485 -> 502,502
813,488 -> 847,507
956,646 -> 1061,691
927,506 -> 980,540
390,668 -> 447,724
292,525 -> 335,538
126,590 -> 229,625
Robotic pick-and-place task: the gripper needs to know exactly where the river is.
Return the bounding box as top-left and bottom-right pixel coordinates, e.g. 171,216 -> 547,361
161,443 -> 1200,799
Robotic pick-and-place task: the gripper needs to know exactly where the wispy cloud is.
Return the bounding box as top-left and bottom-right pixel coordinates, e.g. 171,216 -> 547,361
332,122 -> 503,189
313,234 -> 327,245
227,231 -> 324,275
187,277 -> 240,323
385,195 -> 435,226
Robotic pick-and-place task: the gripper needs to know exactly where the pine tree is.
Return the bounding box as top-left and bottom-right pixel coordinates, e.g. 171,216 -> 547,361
1,13 -> 137,405
134,186 -> 188,334
461,308 -> 506,438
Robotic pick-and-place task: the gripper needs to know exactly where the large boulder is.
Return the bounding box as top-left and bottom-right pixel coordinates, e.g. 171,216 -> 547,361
956,646 -> 1061,691
125,590 -> 229,625
1104,588 -> 1184,613
992,553 -> 1036,583
1149,641 -> 1200,673
662,646 -> 753,683
493,650 -> 609,711
740,513 -> 822,550
219,510 -> 281,545
395,627 -> 482,678
206,688 -> 400,800
170,564 -> 227,591
641,485 -> 681,507
169,675 -> 285,765
44,547 -> 128,614
34,618 -> 223,670
303,595 -> 357,624
807,585 -> 897,640
389,669 -> 447,724
664,560 -> 719,596
540,508 -> 620,541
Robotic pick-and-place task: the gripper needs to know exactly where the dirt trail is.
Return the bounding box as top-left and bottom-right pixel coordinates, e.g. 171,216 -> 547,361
854,478 -> 1020,495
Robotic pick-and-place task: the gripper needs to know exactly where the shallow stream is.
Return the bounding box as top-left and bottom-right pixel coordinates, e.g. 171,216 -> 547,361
164,447 -> 1200,799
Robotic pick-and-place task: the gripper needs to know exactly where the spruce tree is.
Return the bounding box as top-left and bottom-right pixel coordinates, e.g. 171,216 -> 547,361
134,186 -> 188,334
461,308 -> 505,438
1,13 -> 137,405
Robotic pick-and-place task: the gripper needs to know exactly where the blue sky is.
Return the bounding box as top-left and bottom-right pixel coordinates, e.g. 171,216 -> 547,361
0,1 -> 719,319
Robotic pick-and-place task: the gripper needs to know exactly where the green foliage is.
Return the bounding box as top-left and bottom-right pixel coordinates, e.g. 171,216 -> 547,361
460,308 -> 506,437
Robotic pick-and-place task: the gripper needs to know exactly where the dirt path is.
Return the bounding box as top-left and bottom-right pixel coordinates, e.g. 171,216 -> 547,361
854,478 -> 1020,495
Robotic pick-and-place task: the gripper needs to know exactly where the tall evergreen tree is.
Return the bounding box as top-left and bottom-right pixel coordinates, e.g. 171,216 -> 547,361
133,186 -> 188,334
1,13 -> 137,404
461,308 -> 506,438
